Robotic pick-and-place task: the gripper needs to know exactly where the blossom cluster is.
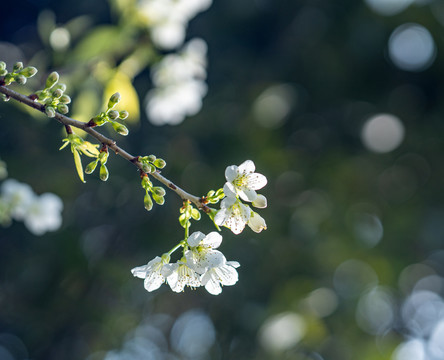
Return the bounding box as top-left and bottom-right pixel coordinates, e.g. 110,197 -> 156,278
215,160 -> 268,234
145,38 -> 208,125
132,231 -> 239,295
132,160 -> 267,295
138,0 -> 212,50
0,179 -> 63,236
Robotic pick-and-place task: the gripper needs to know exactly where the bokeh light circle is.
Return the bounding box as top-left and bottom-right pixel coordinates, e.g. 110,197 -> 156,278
361,114 -> 405,153
388,23 -> 436,72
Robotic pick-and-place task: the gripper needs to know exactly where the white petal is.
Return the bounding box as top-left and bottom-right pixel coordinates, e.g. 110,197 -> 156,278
248,212 -> 267,233
144,270 -> 165,291
227,261 -> 240,268
238,188 -> 257,202
131,265 -> 148,279
202,231 -> 223,249
238,160 -> 255,174
201,271 -> 222,295
215,264 -> 239,286
252,194 -> 267,208
220,195 -> 236,208
203,250 -> 226,268
187,231 -> 206,246
246,173 -> 267,190
223,182 -> 236,198
214,208 -> 228,226
225,165 -> 238,182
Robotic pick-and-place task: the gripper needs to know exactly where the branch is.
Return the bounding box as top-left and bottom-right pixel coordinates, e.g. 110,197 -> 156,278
0,84 -> 207,210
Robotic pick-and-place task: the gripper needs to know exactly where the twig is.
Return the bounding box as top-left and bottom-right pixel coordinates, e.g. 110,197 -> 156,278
0,85 -> 207,210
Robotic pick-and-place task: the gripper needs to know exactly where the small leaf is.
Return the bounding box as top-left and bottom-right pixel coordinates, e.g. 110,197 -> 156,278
72,148 -> 85,183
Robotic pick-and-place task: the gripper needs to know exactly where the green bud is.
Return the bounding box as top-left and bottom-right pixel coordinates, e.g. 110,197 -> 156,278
92,115 -> 106,127
107,92 -> 121,109
1,94 -> 9,102
45,72 -> 59,89
52,88 -> 63,98
0,61 -> 6,70
191,208 -> 201,221
36,90 -> 47,101
179,213 -> 188,228
142,162 -> 156,174
141,175 -> 152,189
108,110 -> 119,120
152,186 -> 166,197
99,164 -> 109,181
85,159 -> 99,174
147,154 -> 156,162
59,95 -> 71,104
144,193 -> 153,211
152,192 -> 165,205
3,74 -> 13,85
15,75 -> 26,84
119,110 -> 129,120
111,121 -> 129,136
153,158 -> 166,169
0,69 -> 7,76
99,151 -> 108,164
57,104 -> 69,114
13,62 -> 23,72
54,83 -> 66,92
45,106 -> 56,118
20,66 -> 37,78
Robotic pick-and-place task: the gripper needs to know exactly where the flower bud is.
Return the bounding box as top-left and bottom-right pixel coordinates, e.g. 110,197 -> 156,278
45,106 -> 56,118
152,186 -> 166,197
252,194 -> 267,208
99,151 -> 108,164
191,208 -> 201,220
85,159 -> 99,174
54,83 -> 66,92
142,162 -> 156,174
107,92 -> 121,109
119,110 -> 129,120
15,75 -> 26,84
147,155 -> 156,162
0,69 -> 7,76
111,121 -> 129,136
45,72 -> 59,89
52,88 -> 63,98
57,104 -> 69,114
153,158 -> 166,169
108,110 -> 119,120
141,175 -> 152,189
0,62 -> 6,70
144,193 -> 153,211
59,95 -> 71,104
152,192 -> 165,205
99,164 -> 109,181
13,62 -> 23,72
20,66 -> 37,78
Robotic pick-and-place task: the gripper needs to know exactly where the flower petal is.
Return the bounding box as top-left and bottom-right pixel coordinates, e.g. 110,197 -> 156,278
225,165 -> 238,182
202,231 -> 223,249
187,231 -> 206,246
131,265 -> 148,279
248,211 -> 267,233
246,173 -> 267,190
238,160 -> 255,174
214,208 -> 228,226
201,271 -> 222,295
252,194 -> 267,208
223,182 -> 236,198
238,188 -> 257,202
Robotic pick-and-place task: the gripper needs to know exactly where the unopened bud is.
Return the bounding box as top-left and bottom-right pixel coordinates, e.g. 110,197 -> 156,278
20,66 -> 37,78
0,62 -> 6,70
85,159 -> 99,174
111,121 -> 128,136
147,154 -> 156,162
119,110 -> 129,120
45,72 -> 59,89
59,95 -> 71,104
54,83 -> 66,92
144,193 -> 153,211
142,162 -> 156,174
13,62 -> 23,72
108,110 -> 119,120
153,158 -> 166,169
45,106 -> 56,118
99,164 -> 109,181
99,151 -> 108,164
0,69 -> 7,76
57,104 -> 69,114
152,186 -> 166,197
107,92 -> 121,109
152,192 -> 165,205
52,88 -> 63,98
15,75 -> 26,84
141,175 -> 152,189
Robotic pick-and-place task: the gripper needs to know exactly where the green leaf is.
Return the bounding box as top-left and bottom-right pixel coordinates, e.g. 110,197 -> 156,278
72,148 -> 85,183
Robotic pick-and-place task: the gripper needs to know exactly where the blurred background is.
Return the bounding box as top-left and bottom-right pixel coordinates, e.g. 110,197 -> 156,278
1,0 -> 444,359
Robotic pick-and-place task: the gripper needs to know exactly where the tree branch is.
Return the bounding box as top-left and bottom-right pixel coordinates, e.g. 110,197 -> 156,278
0,85 -> 207,210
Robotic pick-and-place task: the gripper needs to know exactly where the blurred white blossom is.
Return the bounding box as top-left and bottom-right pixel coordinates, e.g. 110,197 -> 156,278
0,179 -> 63,235
138,0 -> 212,50
145,38 -> 208,125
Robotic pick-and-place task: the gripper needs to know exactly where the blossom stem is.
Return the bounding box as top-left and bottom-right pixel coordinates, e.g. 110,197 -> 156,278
0,84 -> 206,210
167,240 -> 186,256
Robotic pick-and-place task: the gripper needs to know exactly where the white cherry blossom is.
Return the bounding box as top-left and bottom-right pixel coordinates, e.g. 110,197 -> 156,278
24,193 -> 63,236
1,179 -> 35,219
248,211 -> 267,233
185,231 -> 225,273
223,160 -> 267,202
201,261 -> 240,295
162,259 -> 201,292
214,197 -> 251,235
131,255 -> 170,292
